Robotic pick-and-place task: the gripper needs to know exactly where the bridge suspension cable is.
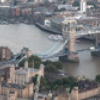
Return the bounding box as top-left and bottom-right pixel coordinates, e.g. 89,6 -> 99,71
39,37 -> 63,55
50,37 -> 70,55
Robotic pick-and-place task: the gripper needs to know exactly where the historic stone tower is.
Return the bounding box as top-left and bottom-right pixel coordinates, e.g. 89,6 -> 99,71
59,19 -> 79,63
70,87 -> 78,100
9,64 -> 15,83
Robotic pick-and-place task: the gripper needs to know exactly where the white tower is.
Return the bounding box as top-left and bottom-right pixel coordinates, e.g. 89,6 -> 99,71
80,0 -> 87,13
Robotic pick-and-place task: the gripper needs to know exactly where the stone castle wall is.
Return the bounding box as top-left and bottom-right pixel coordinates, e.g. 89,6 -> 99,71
78,87 -> 100,100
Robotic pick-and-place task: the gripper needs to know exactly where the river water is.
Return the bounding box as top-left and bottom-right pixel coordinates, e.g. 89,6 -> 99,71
0,24 -> 100,79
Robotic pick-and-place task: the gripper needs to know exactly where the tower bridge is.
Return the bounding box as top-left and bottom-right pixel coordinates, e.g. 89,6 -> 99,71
11,20 -> 100,63
38,20 -> 100,63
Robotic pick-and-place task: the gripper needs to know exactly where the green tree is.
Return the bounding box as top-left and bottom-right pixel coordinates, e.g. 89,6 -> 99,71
40,77 -> 48,87
53,85 -> 59,90
32,75 -> 38,84
19,55 -> 42,68
34,61 -> 41,69
45,64 -> 59,74
53,61 -> 63,69
28,55 -> 41,63
28,62 -> 32,68
54,79 -> 63,86
96,75 -> 100,83
19,59 -> 27,67
32,76 -> 48,88
43,60 -> 52,66
63,78 -> 71,86
69,82 -> 78,93
68,76 -> 77,83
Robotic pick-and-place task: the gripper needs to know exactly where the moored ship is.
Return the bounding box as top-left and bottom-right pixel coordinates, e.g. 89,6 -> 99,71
90,47 -> 100,57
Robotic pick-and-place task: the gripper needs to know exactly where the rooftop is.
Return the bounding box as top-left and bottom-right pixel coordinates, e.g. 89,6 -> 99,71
73,13 -> 99,20
34,6 -> 48,12
51,17 -> 64,24
2,83 -> 26,89
15,68 -> 39,75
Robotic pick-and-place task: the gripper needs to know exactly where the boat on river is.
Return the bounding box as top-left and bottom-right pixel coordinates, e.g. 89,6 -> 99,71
48,35 -> 63,41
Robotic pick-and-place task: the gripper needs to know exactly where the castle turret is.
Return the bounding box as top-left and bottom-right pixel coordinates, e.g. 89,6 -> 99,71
9,64 -> 15,84
39,64 -> 44,76
24,61 -> 28,69
48,91 -> 52,99
70,87 -> 78,100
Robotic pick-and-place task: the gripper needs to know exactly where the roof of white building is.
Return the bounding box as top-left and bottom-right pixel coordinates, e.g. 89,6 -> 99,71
15,68 -> 39,75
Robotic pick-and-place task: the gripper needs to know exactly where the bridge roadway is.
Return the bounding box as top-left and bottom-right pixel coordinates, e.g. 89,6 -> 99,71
39,48 -> 91,59
75,30 -> 100,38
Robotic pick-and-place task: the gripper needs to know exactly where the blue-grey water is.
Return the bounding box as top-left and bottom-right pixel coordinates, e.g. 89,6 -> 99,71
0,24 -> 100,79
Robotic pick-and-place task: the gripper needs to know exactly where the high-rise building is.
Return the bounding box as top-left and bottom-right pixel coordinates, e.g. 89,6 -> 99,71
80,0 -> 87,13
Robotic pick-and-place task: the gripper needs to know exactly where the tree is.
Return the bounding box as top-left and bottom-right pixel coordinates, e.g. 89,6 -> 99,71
43,60 -> 63,70
19,55 -> 42,68
45,64 -> 59,74
34,61 -> 41,69
53,85 -> 59,90
69,82 -> 78,93
19,59 -> 27,67
53,61 -> 63,69
28,55 -> 41,63
63,78 -> 71,86
40,77 -> 48,87
96,75 -> 100,83
68,76 -> 77,83
32,75 -> 38,84
43,60 -> 52,66
54,79 -> 63,86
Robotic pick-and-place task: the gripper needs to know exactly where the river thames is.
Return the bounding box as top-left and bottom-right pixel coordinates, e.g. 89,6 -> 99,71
0,24 -> 100,79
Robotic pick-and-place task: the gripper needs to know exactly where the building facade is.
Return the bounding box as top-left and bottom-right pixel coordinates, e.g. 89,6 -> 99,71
0,47 -> 12,61
0,61 -> 44,100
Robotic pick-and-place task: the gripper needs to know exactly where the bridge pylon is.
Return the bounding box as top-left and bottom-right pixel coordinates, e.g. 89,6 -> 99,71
60,19 -> 79,63
95,33 -> 100,48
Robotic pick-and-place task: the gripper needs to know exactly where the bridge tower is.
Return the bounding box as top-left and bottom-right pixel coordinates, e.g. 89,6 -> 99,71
95,33 -> 100,48
59,19 -> 79,63
91,32 -> 100,56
